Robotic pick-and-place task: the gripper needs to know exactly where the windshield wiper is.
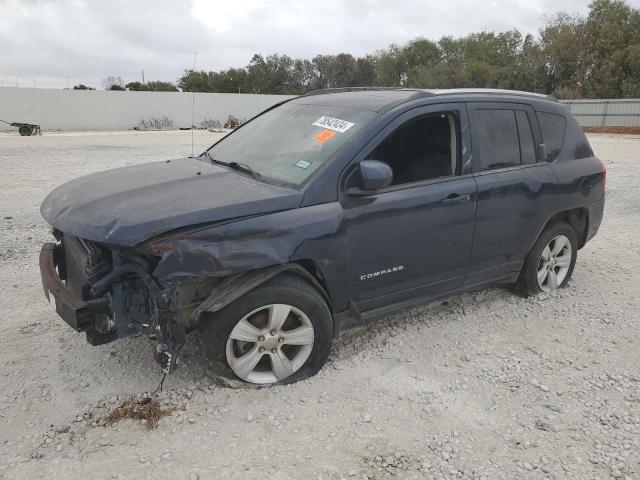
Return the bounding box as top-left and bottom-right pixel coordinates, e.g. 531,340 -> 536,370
201,150 -> 261,177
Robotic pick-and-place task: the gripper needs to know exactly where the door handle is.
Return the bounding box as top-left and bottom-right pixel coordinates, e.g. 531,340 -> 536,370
441,193 -> 471,205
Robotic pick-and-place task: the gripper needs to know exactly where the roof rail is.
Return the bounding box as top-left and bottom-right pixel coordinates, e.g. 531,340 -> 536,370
301,86 -> 556,102
422,88 -> 557,102
302,86 -> 431,97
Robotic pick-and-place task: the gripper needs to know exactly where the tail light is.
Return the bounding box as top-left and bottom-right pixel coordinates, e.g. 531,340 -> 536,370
599,158 -> 607,197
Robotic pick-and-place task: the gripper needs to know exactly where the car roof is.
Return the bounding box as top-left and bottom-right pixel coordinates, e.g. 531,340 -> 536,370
293,88 -> 424,112
299,87 -> 557,113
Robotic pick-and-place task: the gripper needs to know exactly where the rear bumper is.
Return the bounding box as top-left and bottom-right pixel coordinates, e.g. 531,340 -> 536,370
39,242 -> 110,332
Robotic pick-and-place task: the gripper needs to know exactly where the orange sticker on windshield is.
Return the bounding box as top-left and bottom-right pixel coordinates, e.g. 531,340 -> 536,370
314,129 -> 337,143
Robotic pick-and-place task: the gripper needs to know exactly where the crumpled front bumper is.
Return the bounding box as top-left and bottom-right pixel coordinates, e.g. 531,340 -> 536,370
39,242 -> 110,332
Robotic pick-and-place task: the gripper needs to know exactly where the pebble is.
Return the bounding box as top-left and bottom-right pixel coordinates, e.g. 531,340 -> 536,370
535,419 -> 552,432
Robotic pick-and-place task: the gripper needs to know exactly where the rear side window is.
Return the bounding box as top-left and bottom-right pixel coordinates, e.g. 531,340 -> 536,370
515,111 -> 536,164
536,112 -> 566,161
473,110 -> 520,171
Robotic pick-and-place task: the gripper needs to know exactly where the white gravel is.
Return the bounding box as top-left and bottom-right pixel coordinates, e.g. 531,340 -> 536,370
0,130 -> 639,480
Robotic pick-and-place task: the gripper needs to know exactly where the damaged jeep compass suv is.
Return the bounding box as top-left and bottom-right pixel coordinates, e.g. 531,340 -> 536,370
39,88 -> 605,386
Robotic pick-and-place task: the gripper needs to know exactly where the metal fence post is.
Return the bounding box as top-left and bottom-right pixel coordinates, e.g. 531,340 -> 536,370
601,100 -> 610,127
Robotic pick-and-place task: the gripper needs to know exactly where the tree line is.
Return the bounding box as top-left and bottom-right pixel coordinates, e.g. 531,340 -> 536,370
178,0 -> 640,99
82,0 -> 638,99
81,76 -> 178,91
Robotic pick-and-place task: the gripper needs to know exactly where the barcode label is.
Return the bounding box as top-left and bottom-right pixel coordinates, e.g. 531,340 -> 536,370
312,116 -> 354,133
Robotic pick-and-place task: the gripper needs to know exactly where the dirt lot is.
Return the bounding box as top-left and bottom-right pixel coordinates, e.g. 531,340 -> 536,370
0,130 -> 638,480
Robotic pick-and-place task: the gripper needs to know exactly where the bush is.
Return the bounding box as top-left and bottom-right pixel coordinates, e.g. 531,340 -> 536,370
198,118 -> 222,129
135,116 -> 175,130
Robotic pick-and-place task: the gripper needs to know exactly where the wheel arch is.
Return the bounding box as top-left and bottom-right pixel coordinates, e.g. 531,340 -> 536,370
537,207 -> 589,250
192,263 -> 332,324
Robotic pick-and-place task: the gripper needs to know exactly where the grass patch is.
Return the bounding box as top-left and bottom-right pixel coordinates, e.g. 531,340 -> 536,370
99,396 -> 173,429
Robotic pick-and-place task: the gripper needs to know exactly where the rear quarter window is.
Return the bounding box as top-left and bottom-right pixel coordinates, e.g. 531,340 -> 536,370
515,110 -> 536,165
536,112 -> 566,161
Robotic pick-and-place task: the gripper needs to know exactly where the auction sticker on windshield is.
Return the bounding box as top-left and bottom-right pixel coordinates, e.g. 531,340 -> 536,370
312,116 -> 354,133
314,129 -> 337,143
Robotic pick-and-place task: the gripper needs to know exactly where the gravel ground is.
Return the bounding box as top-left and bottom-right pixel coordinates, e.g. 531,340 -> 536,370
0,130 -> 638,480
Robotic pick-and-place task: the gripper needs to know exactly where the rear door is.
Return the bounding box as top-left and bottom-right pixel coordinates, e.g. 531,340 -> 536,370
466,102 -> 558,285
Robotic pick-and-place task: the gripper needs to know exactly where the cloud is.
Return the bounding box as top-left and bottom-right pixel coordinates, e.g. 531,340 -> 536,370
0,0 -> 623,89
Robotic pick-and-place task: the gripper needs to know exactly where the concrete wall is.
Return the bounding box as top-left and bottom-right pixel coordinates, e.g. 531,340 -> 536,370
0,87 -> 294,131
3,87 -> 638,131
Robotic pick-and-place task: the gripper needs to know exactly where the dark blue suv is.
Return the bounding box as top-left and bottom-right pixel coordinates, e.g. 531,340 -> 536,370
39,88 -> 606,386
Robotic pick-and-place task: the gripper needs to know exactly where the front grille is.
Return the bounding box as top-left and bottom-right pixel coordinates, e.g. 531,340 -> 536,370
62,235 -> 111,301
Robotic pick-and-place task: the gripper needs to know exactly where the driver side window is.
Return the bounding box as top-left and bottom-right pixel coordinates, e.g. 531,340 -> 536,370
368,113 -> 459,186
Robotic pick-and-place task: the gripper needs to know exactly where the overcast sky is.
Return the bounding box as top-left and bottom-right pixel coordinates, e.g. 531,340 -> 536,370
1,0 -> 637,89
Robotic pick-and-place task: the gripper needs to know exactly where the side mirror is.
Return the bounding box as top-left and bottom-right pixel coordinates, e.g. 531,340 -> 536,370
346,160 -> 393,196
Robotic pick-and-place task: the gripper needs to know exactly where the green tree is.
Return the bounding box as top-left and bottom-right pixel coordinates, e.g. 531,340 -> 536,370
375,44 -> 406,86
332,53 -> 358,87
312,54 -> 336,89
102,76 -> 125,90
404,37 -> 440,86
125,81 -> 144,91
354,56 -> 377,86
289,59 -> 318,93
178,70 -> 215,92
582,0 -> 640,97
539,13 -> 590,97
126,81 -> 178,91
145,81 -> 178,91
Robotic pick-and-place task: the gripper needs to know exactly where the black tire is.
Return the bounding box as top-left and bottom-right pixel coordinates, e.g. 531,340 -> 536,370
18,125 -> 32,136
515,221 -> 578,297
200,273 -> 333,386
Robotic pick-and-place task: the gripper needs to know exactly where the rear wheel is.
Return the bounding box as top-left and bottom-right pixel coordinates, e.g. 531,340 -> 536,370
200,274 -> 332,386
516,222 -> 577,296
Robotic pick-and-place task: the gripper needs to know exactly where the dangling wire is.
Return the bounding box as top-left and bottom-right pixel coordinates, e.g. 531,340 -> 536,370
153,372 -> 167,396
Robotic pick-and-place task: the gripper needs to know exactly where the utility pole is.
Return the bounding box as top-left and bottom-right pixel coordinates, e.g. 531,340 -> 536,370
191,51 -> 197,156
141,68 -> 145,84
66,75 -> 69,89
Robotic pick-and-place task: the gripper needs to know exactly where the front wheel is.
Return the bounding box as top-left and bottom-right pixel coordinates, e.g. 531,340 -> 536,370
200,274 -> 333,386
516,221 -> 578,296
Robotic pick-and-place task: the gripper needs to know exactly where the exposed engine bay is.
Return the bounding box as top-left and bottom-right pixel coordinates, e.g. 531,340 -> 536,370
46,231 -> 215,373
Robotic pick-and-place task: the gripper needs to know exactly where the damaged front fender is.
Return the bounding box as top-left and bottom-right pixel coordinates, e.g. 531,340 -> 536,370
142,202 -> 349,315
191,263 -> 332,319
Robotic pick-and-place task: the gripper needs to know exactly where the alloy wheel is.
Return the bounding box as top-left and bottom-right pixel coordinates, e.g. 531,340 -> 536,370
537,234 -> 572,292
225,304 -> 315,384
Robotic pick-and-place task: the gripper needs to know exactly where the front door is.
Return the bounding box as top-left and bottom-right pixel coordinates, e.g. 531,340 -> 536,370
340,104 -> 478,313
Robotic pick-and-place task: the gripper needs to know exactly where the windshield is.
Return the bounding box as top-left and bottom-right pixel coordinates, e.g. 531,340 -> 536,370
206,100 -> 377,186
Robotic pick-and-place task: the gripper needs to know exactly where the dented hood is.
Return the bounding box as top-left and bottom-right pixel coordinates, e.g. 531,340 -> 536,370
41,157 -> 303,246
